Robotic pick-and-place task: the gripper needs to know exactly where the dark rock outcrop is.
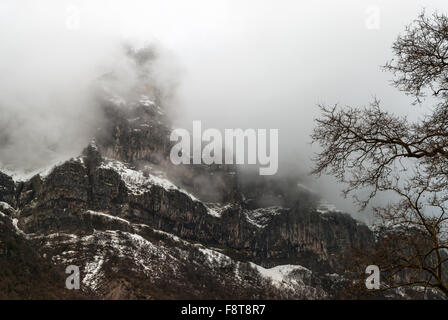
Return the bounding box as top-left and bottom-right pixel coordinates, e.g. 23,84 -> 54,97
0,172 -> 15,207
10,148 -> 374,276
0,79 -> 378,299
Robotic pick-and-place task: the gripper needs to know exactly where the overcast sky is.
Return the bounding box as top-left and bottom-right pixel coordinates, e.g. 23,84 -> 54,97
1,0 -> 448,217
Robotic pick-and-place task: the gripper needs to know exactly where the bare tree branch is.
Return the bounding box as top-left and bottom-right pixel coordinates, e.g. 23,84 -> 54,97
312,11 -> 448,298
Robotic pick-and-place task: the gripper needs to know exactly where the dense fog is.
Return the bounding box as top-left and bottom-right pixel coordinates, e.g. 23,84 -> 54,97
1,0 -> 448,219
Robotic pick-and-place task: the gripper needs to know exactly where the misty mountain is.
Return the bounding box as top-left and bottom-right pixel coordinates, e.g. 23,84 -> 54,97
0,57 -> 391,299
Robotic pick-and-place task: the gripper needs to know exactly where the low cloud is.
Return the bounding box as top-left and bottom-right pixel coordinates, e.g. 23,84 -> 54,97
1,0 -> 447,217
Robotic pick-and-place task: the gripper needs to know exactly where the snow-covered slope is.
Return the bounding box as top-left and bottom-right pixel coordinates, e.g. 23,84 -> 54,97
100,158 -> 222,217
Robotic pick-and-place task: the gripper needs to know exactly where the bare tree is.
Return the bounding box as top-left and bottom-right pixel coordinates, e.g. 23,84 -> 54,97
311,11 -> 448,297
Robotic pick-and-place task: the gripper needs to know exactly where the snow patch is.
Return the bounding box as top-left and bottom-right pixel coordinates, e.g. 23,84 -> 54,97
139,95 -> 155,107
82,255 -> 105,290
84,210 -> 130,224
152,228 -> 189,245
10,217 -> 27,237
245,207 -> 284,228
197,246 -> 231,265
250,263 -> 311,290
1,157 -> 85,182
100,159 -> 178,195
316,200 -> 341,214
0,202 -> 13,212
100,159 -> 221,217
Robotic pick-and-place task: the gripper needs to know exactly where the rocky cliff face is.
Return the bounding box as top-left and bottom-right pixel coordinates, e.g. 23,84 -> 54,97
0,172 -> 15,207
0,70 -> 377,299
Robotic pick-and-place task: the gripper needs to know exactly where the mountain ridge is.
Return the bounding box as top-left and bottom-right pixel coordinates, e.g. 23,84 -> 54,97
0,90 -> 378,299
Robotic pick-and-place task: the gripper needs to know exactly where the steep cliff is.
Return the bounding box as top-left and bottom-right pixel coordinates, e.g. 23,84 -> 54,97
0,87 -> 378,299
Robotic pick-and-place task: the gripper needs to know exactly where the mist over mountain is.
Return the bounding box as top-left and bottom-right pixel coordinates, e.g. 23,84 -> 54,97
2,1 -> 448,301
0,28 -> 179,175
2,0 -> 448,216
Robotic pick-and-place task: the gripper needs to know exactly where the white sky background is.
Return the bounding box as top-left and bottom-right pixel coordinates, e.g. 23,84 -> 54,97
1,0 -> 448,217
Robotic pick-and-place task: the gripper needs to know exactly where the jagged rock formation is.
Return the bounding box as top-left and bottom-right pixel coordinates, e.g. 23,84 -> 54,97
0,47 -> 380,299
0,172 -> 15,207
0,89 -> 379,299
0,208 -> 90,299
